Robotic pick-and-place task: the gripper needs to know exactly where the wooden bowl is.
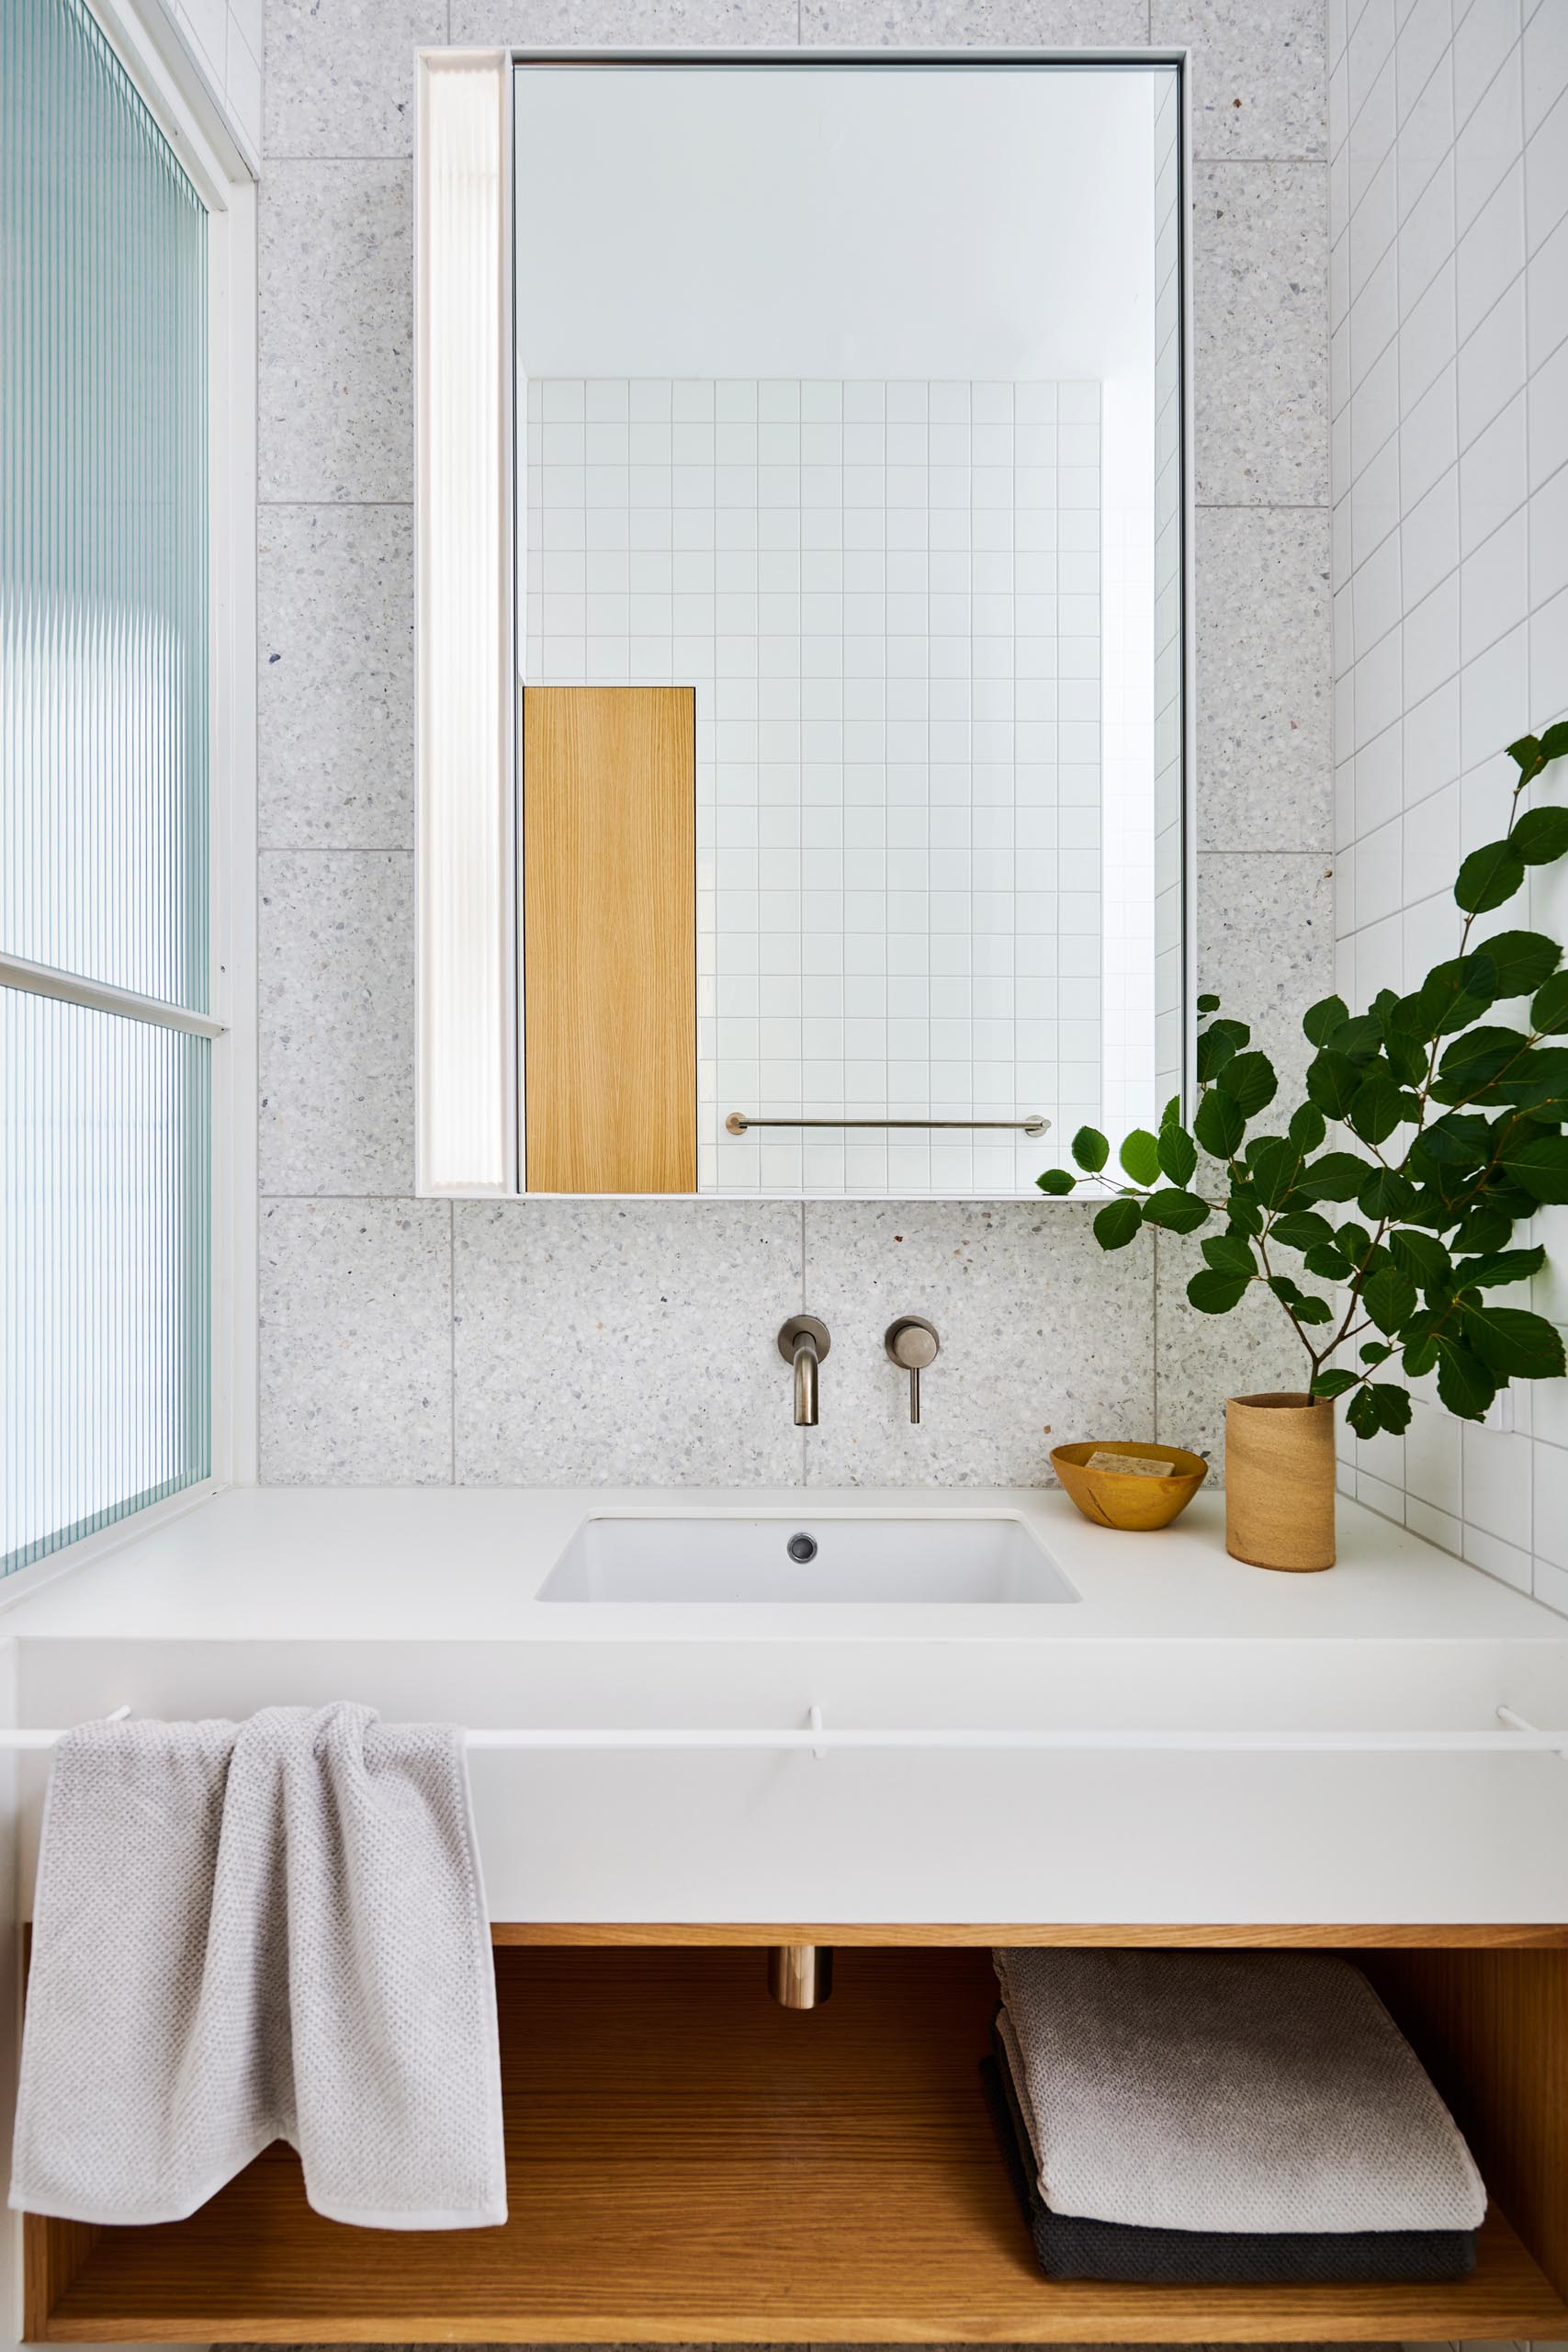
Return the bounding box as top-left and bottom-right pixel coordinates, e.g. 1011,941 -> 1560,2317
1050,1440 -> 1209,1532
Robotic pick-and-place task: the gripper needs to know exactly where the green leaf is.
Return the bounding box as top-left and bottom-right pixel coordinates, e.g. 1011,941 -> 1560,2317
1371,1383 -> 1414,1433
1453,1203 -> 1513,1252
1072,1125 -> 1110,1173
1360,1340 -> 1394,1364
1348,1071 -> 1416,1146
1187,1268 -> 1251,1315
1543,719 -> 1568,760
1510,808 -> 1568,865
1197,991 -> 1222,1013
1271,1209 -> 1336,1252
1532,972 -> 1568,1035
1455,839 -> 1527,913
1347,1386 -> 1381,1438
1290,1102 -> 1327,1153
1325,1012 -> 1386,1064
1195,1017 -> 1250,1081
1435,1025 -> 1531,1097
1451,1245 -> 1545,1289
1404,953 -> 1500,1040
1156,1124 -> 1198,1186
1248,1136 -> 1304,1208
1303,1241 -> 1353,1280
1499,1129 -> 1568,1203
1461,1302 -> 1567,1381
1363,1264 -> 1419,1333
1496,1046 -> 1568,1114
1390,1230 -> 1452,1290
1140,1187 -> 1211,1234
1303,993 -> 1350,1046
1477,930 -> 1562,997
1161,1093 -> 1183,1130
1194,1087 -> 1247,1159
1119,1127 -> 1162,1185
1093,1197 -> 1144,1250
1292,1294 -> 1336,1325
1201,1232 -> 1258,1277
1359,1166 -> 1417,1219
1216,1049 -> 1279,1115
1307,1050 -> 1361,1118
1336,1220 -> 1373,1264
1507,731 -> 1544,775
1297,1150 -> 1371,1201
1435,1339 -> 1497,1419
1035,1168 -> 1077,1195
1415,1110 -> 1495,1167
1312,1368 -> 1358,1397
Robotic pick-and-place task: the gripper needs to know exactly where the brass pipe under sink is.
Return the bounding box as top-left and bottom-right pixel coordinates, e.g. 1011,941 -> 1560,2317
768,1943 -> 834,2008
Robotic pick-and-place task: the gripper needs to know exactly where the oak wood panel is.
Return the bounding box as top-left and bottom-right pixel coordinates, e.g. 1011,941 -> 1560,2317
523,685 -> 695,1193
490,1920 -> 1568,1950
36,1948 -> 1568,2345
1360,1948 -> 1568,2301
23,2219 -> 101,2344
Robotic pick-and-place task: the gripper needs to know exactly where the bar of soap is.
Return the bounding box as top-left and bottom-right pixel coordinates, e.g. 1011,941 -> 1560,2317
1084,1448 -> 1174,1478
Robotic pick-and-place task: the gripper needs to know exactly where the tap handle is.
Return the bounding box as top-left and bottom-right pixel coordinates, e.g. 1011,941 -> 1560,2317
885,1317 -> 940,1425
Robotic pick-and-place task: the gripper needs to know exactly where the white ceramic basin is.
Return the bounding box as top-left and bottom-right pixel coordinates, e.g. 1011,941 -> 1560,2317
536,1512 -> 1080,1603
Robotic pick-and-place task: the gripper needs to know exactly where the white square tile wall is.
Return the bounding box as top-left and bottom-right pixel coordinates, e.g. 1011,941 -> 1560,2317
1329,0 -> 1568,1616
525,379 -> 1102,1197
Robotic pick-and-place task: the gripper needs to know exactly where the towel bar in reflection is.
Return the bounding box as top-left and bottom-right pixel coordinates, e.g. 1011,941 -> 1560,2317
1,1705 -> 1564,1758
725,1113 -> 1049,1136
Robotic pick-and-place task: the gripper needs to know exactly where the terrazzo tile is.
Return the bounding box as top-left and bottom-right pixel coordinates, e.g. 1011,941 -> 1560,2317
800,0 -> 1148,40
1151,0 -> 1327,159
259,162 -> 412,505
1193,160 -> 1330,504
454,1202 -> 807,1485
800,1200 -> 1156,1487
264,0 -> 445,158
258,1200 -> 452,1485
450,0 -> 796,40
1154,1227 -> 1321,1484
259,852 -> 415,1195
1194,507 -> 1333,853
1196,850 -> 1335,1107
259,506 -> 414,851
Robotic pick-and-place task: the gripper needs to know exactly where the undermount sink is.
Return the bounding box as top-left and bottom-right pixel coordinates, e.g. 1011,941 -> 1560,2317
536,1513 -> 1080,1604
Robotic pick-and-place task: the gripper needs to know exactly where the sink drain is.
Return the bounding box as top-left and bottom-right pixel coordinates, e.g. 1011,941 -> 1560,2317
786,1531 -> 818,1564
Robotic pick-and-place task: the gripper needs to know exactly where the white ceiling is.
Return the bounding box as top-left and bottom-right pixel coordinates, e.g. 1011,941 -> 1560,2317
513,62 -> 1168,383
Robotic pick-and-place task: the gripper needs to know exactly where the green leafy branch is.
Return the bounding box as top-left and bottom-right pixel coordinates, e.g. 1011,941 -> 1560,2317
1036,722 -> 1568,1442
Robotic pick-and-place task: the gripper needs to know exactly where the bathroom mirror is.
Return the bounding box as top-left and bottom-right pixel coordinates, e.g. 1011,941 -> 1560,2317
415,53 -> 1190,1200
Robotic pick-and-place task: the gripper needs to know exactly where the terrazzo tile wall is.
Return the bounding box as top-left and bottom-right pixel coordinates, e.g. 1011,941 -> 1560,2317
255,0 -> 1330,1489
1327,0 -> 1568,1611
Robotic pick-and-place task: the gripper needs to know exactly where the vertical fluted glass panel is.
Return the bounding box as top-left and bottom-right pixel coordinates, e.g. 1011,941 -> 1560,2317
1,0 -> 209,1012
1,991 -> 211,1574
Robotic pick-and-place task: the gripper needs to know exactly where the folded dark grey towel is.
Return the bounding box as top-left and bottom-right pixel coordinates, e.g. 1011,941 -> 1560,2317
984,2030 -> 1477,2287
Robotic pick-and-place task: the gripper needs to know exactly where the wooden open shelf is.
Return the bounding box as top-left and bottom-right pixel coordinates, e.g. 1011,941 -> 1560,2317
28,1944 -> 1568,2344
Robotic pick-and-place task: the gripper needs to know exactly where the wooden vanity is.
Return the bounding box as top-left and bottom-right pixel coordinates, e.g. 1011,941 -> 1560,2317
26,1921 -> 1568,2343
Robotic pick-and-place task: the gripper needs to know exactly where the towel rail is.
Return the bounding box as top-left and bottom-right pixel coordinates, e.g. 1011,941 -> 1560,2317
0,1707 -> 1564,1757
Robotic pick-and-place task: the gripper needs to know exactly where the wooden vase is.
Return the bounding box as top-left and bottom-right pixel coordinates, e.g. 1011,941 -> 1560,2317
1224,1391 -> 1337,1571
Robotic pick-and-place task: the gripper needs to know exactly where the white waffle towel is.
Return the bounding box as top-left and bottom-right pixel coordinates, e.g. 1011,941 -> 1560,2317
10,1703 -> 506,2230
994,1948 -> 1485,2234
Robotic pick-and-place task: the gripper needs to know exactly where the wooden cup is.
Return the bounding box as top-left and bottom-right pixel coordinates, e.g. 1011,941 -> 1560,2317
1224,1391 -> 1337,1571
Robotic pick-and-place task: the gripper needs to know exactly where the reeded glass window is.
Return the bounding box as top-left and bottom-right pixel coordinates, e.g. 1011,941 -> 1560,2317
1,0 -> 214,1572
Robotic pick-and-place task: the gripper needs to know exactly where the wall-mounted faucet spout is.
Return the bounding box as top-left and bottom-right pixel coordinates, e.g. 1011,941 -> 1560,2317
777,1316 -> 830,1427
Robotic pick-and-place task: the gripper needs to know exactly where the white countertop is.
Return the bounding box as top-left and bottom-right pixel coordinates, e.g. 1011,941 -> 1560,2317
4,1481 -> 1564,1646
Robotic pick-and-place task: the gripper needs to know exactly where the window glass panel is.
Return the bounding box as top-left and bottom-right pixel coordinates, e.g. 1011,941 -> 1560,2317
1,990 -> 211,1574
0,0 -> 209,1012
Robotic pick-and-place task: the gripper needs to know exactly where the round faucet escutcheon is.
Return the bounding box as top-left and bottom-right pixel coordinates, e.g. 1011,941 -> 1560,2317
786,1532 -> 818,1564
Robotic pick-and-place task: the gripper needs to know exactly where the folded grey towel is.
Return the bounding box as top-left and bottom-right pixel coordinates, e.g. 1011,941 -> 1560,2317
993,1949 -> 1484,2235
983,2031 -> 1476,2285
10,1704 -> 506,2231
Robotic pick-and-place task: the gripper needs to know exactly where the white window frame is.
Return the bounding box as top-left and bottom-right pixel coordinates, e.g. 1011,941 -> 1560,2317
0,0 -> 258,1593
